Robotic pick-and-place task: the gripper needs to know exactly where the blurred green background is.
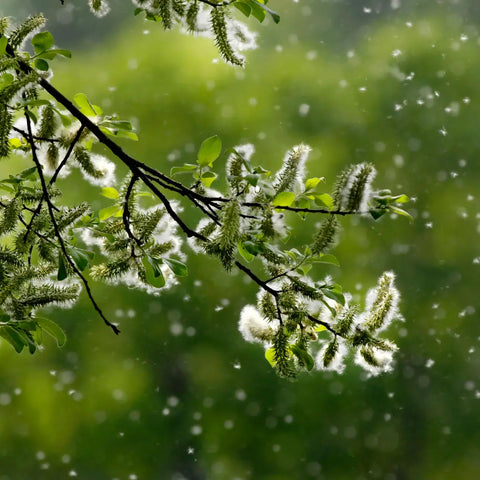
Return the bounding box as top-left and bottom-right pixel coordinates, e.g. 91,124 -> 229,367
1,0 -> 480,478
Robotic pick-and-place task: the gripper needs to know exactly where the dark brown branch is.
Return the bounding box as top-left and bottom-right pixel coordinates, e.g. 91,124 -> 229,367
307,314 -> 338,336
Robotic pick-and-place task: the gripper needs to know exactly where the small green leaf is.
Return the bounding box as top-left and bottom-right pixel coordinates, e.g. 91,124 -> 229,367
170,164 -> 198,176
99,205 -> 122,221
322,284 -> 345,306
164,258 -> 188,277
290,344 -> 315,371
370,209 -> 386,220
31,31 -> 54,53
304,177 -> 324,191
234,1 -> 252,17
272,191 -> 296,207
388,205 -> 413,222
0,36 -> 7,57
69,247 -> 90,272
36,317 -> 66,347
142,256 -> 166,288
238,241 -> 254,262
314,193 -> 334,209
0,326 -> 27,353
265,347 -> 277,367
246,0 -> 266,22
73,93 -> 102,117
19,166 -> 38,179
34,59 -> 49,71
393,194 -> 410,204
243,240 -> 265,256
57,253 -> 68,281
200,171 -> 217,188
313,254 -> 340,267
197,135 -> 222,167
45,48 -> 71,58
101,187 -> 120,200
248,0 -> 280,23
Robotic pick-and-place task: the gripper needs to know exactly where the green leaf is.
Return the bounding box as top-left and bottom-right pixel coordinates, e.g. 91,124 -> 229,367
101,187 -> 120,200
272,191 -> 296,207
0,72 -> 14,89
73,93 -> 102,117
44,48 -> 71,58
200,171 -> 217,188
290,344 -> 315,371
19,166 -> 38,179
321,284 -> 345,306
197,135 -> 222,167
36,317 -> 66,347
243,240 -> 265,256
313,193 -> 334,209
388,205 -> 414,222
265,347 -> 277,367
0,36 -> 7,57
57,253 -> 68,281
164,258 -> 188,277
142,256 -> 166,288
248,0 -> 280,23
393,194 -> 410,204
0,326 -> 27,353
99,205 -> 122,221
69,247 -> 90,272
304,177 -> 324,191
99,126 -> 138,141
246,0 -> 266,22
31,31 -> 54,53
370,209 -> 386,220
238,241 -> 254,262
234,1 -> 252,17
295,196 -> 310,219
313,254 -> 340,267
34,59 -> 49,71
170,164 -> 198,176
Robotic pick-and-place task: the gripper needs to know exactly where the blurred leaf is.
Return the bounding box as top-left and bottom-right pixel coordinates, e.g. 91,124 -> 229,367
0,326 -> 27,353
164,258 -> 188,277
36,317 -> 66,347
101,187 -> 119,199
170,164 -> 198,176
249,0 -> 280,23
265,347 -> 277,367
322,284 -> 345,306
57,253 -> 68,281
238,241 -> 255,262
290,344 -> 315,371
388,205 -> 413,222
0,36 -> 7,56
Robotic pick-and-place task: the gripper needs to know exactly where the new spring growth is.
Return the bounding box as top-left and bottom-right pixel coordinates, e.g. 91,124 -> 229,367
273,144 -> 311,194
238,305 -> 275,344
363,271 -> 400,333
334,163 -> 376,212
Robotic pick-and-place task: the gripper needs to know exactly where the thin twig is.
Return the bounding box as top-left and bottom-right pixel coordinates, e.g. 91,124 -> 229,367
24,109 -> 120,335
